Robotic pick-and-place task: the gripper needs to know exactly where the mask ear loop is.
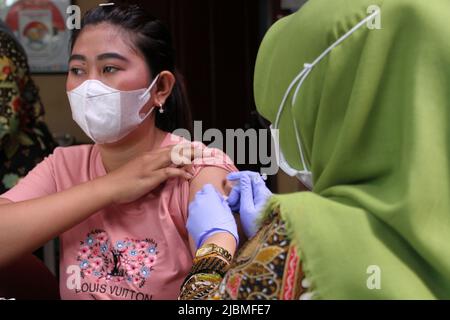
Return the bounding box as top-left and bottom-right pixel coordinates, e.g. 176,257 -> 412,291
137,74 -> 161,120
273,63 -> 313,175
290,65 -> 313,174
270,125 -> 299,177
291,9 -> 381,106
287,9 -> 381,173
139,74 -> 160,100
274,66 -> 310,129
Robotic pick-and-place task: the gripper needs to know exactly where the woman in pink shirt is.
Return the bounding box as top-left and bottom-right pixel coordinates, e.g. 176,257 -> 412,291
0,4 -> 238,299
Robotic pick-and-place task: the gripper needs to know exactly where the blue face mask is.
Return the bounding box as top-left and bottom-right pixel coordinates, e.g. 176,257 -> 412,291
270,9 -> 380,190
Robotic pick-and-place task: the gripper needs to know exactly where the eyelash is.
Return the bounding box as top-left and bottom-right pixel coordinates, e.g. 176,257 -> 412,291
69,67 -> 84,76
69,66 -> 121,76
103,66 -> 120,74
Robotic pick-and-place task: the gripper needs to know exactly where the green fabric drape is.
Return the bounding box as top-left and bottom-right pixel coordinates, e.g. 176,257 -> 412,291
255,0 -> 450,299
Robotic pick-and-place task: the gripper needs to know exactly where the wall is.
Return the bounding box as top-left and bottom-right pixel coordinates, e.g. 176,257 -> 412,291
32,0 -> 103,145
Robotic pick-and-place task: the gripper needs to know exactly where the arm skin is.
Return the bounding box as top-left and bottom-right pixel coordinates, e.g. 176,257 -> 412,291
0,177 -> 114,266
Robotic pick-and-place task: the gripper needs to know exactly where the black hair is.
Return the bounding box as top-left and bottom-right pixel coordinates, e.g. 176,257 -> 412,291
71,4 -> 192,134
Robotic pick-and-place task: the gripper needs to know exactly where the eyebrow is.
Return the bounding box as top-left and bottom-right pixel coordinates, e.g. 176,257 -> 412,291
68,52 -> 129,63
68,54 -> 86,63
97,52 -> 129,62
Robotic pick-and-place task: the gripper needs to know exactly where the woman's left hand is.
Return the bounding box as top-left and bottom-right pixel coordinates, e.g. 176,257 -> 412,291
187,184 -> 239,249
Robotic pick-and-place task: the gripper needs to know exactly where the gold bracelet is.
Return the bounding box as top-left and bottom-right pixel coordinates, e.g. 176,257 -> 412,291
194,243 -> 233,263
179,273 -> 223,300
181,255 -> 229,289
191,255 -> 230,276
193,252 -> 227,264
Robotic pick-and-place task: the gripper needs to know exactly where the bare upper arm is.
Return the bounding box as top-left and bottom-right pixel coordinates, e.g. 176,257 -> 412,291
188,167 -> 232,203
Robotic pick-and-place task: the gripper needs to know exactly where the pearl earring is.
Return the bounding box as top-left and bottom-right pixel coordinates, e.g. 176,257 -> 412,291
158,103 -> 164,114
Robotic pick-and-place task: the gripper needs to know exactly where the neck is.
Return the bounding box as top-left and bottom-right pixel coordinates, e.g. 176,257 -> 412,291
98,117 -> 167,172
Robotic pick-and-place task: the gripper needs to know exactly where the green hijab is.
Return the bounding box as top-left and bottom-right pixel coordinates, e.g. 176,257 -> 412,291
255,0 -> 450,299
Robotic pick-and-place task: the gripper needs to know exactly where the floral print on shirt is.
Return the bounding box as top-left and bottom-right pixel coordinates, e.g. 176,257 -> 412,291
77,229 -> 159,288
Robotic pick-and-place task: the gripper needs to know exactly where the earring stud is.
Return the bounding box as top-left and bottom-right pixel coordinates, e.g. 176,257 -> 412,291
159,103 -> 164,114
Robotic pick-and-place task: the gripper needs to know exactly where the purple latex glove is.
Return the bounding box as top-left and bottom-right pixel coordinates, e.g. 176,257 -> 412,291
187,184 -> 239,249
227,171 -> 273,238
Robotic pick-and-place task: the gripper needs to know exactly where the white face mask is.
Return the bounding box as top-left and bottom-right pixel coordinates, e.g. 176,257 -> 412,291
67,75 -> 160,144
270,10 -> 380,190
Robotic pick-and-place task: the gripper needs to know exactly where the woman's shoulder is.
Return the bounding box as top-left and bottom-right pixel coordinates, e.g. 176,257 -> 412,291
51,144 -> 96,160
47,144 -> 99,174
42,144 -> 104,185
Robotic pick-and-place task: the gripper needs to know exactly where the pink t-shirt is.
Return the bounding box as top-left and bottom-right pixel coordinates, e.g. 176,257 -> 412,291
1,132 -> 237,300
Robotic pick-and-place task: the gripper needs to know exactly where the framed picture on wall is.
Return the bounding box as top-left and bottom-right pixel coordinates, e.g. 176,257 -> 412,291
0,0 -> 72,74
